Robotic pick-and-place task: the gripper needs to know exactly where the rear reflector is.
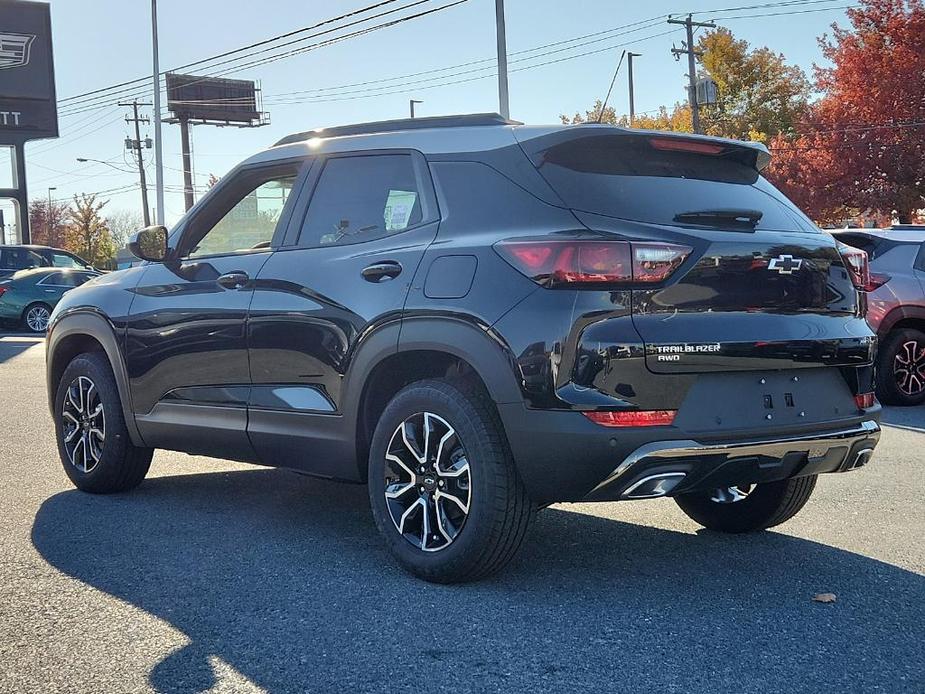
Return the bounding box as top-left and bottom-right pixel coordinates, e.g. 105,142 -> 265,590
583,410 -> 677,427
495,240 -> 691,288
649,137 -> 725,156
837,242 -> 871,291
854,392 -> 876,409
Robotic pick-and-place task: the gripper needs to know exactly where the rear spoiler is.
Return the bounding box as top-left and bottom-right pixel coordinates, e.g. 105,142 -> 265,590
515,124 -> 772,172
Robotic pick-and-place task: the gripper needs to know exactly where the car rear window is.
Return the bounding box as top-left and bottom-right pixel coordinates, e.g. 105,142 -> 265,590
525,133 -> 817,233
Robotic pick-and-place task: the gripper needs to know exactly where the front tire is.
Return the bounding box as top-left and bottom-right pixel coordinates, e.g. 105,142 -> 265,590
368,379 -> 535,583
22,302 -> 52,333
876,328 -> 925,406
54,352 -> 153,493
674,476 -> 817,533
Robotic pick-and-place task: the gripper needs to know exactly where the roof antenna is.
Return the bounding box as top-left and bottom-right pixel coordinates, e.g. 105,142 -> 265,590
597,50 -> 626,124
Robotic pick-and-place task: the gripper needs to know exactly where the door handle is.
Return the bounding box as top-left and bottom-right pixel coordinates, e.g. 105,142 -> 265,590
217,271 -> 250,290
361,261 -> 402,283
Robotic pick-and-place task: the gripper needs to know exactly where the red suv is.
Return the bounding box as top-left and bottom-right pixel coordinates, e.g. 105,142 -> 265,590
836,226 -> 925,406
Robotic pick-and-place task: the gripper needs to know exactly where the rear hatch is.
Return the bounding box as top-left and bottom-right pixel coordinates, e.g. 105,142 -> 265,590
518,127 -> 875,375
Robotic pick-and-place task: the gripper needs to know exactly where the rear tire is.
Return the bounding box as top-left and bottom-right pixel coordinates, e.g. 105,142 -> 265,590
674,475 -> 817,533
54,352 -> 153,493
876,328 -> 925,406
22,302 -> 52,333
368,379 -> 535,583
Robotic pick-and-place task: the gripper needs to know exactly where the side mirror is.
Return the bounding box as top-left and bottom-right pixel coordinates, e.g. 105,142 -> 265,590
128,226 -> 169,262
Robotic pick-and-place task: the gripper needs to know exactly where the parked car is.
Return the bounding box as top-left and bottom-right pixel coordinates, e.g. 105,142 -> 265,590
0,245 -> 95,279
45,114 -> 881,582
834,226 -> 925,405
0,268 -> 100,332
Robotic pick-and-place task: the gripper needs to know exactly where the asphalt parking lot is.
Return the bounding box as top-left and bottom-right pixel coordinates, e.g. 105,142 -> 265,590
0,334 -> 922,693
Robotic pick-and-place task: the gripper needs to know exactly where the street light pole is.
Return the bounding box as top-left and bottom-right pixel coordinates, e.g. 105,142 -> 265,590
409,99 -> 423,118
151,0 -> 165,226
494,0 -> 510,119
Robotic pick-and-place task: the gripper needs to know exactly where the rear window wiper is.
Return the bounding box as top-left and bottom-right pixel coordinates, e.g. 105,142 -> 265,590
673,208 -> 763,228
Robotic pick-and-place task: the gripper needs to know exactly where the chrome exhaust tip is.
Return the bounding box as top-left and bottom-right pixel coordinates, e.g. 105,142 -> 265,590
621,472 -> 687,499
847,447 -> 875,470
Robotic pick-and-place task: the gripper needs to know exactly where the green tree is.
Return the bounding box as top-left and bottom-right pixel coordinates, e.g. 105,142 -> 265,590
560,28 -> 809,143
67,193 -> 116,267
698,28 -> 810,142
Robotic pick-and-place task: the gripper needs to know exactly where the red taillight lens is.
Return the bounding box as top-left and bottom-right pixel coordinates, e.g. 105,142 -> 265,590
865,272 -> 891,291
496,240 -> 691,287
583,410 -> 677,427
837,242 -> 871,291
854,392 -> 876,409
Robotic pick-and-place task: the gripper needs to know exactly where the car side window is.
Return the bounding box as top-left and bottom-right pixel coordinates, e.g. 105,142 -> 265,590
185,172 -> 299,259
42,272 -> 83,287
299,154 -> 423,247
52,253 -> 82,268
2,249 -> 47,270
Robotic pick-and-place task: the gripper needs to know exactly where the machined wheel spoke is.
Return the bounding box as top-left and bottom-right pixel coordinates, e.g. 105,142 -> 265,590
61,375 -> 105,474
384,410 -> 472,553
435,488 -> 469,514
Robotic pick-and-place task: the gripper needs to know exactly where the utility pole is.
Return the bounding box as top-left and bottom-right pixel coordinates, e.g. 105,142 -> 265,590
627,52 -> 641,126
151,0 -> 165,226
494,0 -> 510,119
179,117 -> 195,211
668,14 -> 715,134
409,99 -> 423,118
120,100 -> 153,227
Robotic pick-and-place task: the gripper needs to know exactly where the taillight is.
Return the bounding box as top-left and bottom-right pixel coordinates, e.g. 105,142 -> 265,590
865,272 -> 891,291
854,392 -> 876,410
583,410 -> 677,427
837,242 -> 871,291
0,285 -> 8,298
495,240 -> 691,288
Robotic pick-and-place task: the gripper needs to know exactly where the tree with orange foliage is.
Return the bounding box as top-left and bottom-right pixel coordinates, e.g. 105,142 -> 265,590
769,0 -> 925,223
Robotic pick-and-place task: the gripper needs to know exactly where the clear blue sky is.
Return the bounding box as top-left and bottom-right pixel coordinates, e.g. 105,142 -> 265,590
19,0 -> 855,227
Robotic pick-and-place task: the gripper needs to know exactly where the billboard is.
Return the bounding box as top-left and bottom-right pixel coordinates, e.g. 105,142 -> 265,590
165,73 -> 264,126
0,0 -> 58,142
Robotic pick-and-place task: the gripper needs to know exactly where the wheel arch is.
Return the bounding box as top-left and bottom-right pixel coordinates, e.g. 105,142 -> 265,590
46,310 -> 145,446
344,316 -> 524,481
877,305 -> 925,337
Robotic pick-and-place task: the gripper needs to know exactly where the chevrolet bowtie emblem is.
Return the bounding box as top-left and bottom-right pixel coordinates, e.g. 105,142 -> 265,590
0,32 -> 35,70
768,254 -> 803,274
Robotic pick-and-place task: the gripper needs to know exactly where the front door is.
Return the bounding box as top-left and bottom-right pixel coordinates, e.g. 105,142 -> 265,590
124,159 -> 308,460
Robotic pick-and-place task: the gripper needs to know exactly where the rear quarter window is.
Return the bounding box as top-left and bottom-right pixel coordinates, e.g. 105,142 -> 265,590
526,133 -> 817,233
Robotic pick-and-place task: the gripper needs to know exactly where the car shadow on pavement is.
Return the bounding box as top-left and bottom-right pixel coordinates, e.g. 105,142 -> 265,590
0,334 -> 44,363
32,468 -> 924,694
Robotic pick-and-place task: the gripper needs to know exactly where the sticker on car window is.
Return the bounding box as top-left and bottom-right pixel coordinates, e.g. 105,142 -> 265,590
384,190 -> 417,231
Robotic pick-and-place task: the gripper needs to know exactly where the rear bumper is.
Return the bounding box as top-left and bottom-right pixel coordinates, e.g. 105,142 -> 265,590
497,402 -> 881,503
583,419 -> 880,501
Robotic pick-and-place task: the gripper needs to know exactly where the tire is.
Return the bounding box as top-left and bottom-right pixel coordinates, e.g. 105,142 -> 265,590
876,328 -> 925,406
22,302 -> 52,333
367,379 -> 535,583
674,475 -> 817,533
54,352 -> 153,494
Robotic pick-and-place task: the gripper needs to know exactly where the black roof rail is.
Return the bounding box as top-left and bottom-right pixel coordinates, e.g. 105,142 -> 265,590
273,112 -> 521,147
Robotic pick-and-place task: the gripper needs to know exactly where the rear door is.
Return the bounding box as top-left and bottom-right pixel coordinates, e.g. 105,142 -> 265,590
246,150 -> 440,477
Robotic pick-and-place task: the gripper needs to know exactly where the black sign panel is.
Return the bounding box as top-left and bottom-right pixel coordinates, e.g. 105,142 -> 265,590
166,73 -> 260,125
0,0 -> 57,142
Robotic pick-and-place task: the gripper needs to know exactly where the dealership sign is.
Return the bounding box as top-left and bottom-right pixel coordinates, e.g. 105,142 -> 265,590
0,0 -> 58,142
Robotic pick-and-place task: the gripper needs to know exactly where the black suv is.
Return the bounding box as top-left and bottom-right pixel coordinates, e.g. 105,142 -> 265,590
0,245 -> 94,278
46,114 -> 881,582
